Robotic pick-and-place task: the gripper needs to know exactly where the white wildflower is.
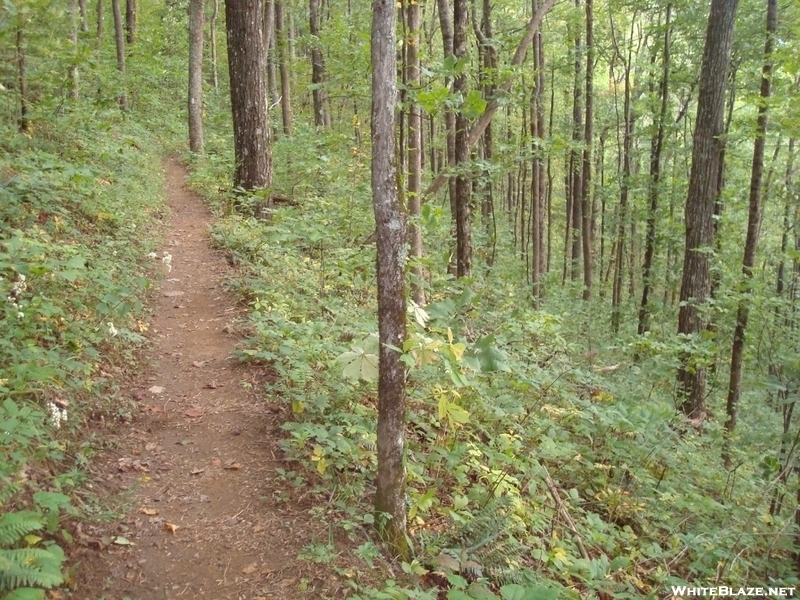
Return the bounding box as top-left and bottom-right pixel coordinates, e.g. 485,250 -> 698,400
11,273 -> 27,298
147,252 -> 157,259
17,312 -> 23,319
162,252 -> 173,273
46,402 -> 67,429
107,322 -> 119,337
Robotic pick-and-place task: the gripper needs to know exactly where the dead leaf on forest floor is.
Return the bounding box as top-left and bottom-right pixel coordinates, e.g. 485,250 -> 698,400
148,385 -> 164,394
203,381 -> 221,389
139,507 -> 159,516
185,407 -> 205,418
163,523 -> 179,534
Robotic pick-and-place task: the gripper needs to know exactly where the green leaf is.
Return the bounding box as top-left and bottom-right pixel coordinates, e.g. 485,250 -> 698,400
337,349 -> 379,383
462,90 -> 488,119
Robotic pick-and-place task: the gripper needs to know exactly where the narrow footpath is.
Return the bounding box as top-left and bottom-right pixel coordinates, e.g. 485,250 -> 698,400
81,160 -> 327,599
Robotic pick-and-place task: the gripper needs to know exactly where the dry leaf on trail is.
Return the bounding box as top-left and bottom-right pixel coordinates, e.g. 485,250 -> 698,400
163,290 -> 185,297
212,459 -> 222,467
163,523 -> 179,534
241,563 -> 258,575
145,443 -> 158,451
203,381 -> 221,389
139,507 -> 159,516
185,407 -> 205,418
112,536 -> 135,546
132,389 -> 147,401
148,385 -> 164,394
192,360 -> 209,368
147,405 -> 164,413
225,462 -> 242,470
190,468 -> 205,475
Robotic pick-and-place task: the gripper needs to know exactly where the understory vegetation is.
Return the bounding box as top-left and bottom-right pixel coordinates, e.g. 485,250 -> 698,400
187,118 -> 799,598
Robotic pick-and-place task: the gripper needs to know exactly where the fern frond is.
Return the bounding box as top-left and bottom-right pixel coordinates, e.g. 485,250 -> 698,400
0,513 -> 43,547
0,547 -> 64,591
1,585 -> 47,599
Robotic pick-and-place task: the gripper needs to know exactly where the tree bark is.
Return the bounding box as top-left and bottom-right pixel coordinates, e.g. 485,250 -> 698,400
453,0 -> 471,277
275,0 -> 293,136
371,0 -> 409,561
210,0 -> 219,88
265,0 -> 279,106
724,0 -> 776,439
638,4 -> 671,335
309,0 -> 331,127
570,12 -> 583,284
70,0 -> 80,100
79,0 -> 89,31
188,0 -> 204,153
125,0 -> 135,44
676,0 -> 739,420
437,0 -> 457,273
530,2 -> 545,305
16,27 -> 29,133
406,0 -> 425,305
97,0 -> 103,39
111,0 -> 128,111
225,0 -> 272,190
580,0 -> 593,300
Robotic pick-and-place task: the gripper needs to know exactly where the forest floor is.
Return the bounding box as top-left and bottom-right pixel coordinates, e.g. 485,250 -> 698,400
74,160 -> 334,600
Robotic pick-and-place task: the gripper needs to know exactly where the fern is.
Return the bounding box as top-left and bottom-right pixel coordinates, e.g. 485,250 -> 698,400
2,588 -> 46,600
0,547 -> 64,591
0,513 -> 43,548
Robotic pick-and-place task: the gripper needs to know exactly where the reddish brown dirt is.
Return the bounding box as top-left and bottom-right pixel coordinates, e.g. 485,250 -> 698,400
76,160 -> 331,600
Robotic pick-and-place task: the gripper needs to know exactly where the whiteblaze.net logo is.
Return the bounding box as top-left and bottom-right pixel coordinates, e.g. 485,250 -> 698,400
670,587 -> 796,598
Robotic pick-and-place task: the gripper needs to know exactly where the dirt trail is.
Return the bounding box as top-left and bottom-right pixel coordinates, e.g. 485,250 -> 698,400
83,160 -> 324,600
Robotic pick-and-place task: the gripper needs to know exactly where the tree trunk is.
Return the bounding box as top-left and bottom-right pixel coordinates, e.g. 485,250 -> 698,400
309,0 -> 331,127
79,0 -> 88,31
225,0 -> 272,190
676,0 -> 739,420
580,0 -> 593,300
97,0 -> 103,39
210,0 -> 219,88
638,4 -> 671,336
111,0 -> 128,111
437,0 -> 458,273
188,0 -> 204,153
530,3 -> 545,305
16,27 -> 29,133
406,0 -> 425,305
724,0 -> 776,439
125,0 -> 135,44
371,0 -> 409,561
266,0 -> 279,106
275,0 -> 293,136
70,0 -> 80,100
453,0 -> 471,277
570,13 -> 583,284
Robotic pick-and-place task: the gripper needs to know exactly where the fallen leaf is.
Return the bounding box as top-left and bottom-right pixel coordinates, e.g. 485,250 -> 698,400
163,523 -> 179,534
203,381 -> 220,389
225,462 -> 242,471
192,360 -> 208,368
241,563 -> 258,575
185,407 -> 206,418
190,468 -> 205,475
139,508 -> 159,516
253,524 -> 263,534
212,459 -> 222,467
163,290 -> 185,297
148,385 -> 164,394
132,389 -> 147,401
113,536 -> 135,546
147,405 -> 164,413
176,439 -> 193,446
145,443 -> 157,451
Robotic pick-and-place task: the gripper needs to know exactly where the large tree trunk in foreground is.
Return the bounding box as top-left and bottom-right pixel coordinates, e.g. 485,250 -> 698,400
226,0 -> 272,190
188,0 -> 204,153
371,0 -> 409,561
676,0 -> 739,420
309,0 -> 330,128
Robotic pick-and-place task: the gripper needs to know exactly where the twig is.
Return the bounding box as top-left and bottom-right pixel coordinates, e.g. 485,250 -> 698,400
543,469 -> 590,561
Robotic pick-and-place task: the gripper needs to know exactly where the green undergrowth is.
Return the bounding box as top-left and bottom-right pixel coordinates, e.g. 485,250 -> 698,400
190,128 -> 797,598
0,112 -> 169,599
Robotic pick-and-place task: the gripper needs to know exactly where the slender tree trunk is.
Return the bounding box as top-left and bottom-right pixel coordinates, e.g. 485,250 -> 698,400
724,0 -> 777,440
188,0 -> 204,153
676,0 -> 739,420
275,0 -> 293,136
581,0 -> 593,300
371,0 -> 409,560
570,12 -> 583,284
16,28 -> 29,133
96,0 -> 103,39
531,4 -> 545,305
125,0 -> 135,44
225,0 -> 272,190
210,0 -> 219,88
266,0 -> 279,106
111,0 -> 128,111
309,0 -> 331,128
79,0 -> 88,31
453,0 -> 471,277
70,0 -> 80,100
638,4 -> 671,335
406,0 -> 425,305
437,0 -> 458,273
